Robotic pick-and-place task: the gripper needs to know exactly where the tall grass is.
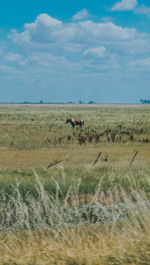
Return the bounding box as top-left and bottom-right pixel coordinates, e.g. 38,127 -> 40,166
1,224 -> 150,265
0,166 -> 150,229
0,169 -> 150,264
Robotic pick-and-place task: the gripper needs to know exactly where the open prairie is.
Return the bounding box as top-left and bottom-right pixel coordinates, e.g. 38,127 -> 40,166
0,104 -> 150,265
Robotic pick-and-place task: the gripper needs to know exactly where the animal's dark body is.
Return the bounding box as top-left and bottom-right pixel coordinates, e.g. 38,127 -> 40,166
66,119 -> 84,128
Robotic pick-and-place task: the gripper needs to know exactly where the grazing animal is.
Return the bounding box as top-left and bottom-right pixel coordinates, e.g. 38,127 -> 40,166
66,119 -> 84,128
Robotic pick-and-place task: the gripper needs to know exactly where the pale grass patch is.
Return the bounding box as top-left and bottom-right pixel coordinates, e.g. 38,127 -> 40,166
0,221 -> 150,265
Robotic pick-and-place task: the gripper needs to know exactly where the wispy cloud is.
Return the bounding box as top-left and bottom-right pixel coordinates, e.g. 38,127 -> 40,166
111,0 -> 137,11
83,47 -> 106,58
5,52 -> 24,64
111,1 -> 150,19
128,57 -> 150,71
135,5 -> 150,17
72,9 -> 90,21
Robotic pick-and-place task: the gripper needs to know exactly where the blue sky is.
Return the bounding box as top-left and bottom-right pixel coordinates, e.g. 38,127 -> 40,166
0,0 -> 150,103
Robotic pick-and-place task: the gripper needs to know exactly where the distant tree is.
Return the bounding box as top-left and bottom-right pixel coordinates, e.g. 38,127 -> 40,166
141,99 -> 150,104
40,100 -> 43,104
23,101 -> 30,104
67,101 -> 74,104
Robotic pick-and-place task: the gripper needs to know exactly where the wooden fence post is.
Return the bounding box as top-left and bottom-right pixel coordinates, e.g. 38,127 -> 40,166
47,160 -> 63,168
130,151 -> 138,166
92,152 -> 102,167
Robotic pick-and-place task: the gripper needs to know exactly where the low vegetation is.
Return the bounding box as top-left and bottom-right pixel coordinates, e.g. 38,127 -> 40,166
0,104 -> 150,264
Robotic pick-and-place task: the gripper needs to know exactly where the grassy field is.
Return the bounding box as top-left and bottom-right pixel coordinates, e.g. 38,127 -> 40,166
0,104 -> 150,264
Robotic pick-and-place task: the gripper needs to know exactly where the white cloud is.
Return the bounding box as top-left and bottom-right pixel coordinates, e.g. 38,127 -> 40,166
3,12 -> 150,85
128,57 -> 150,70
8,13 -> 150,78
135,5 -> 150,17
111,0 -> 137,11
77,21 -> 136,41
25,13 -> 62,29
5,52 -> 23,62
0,65 -> 22,76
1,11 -> 150,103
72,9 -> 90,21
10,15 -> 137,48
83,47 -> 106,58
10,29 -> 30,43
10,14 -> 62,44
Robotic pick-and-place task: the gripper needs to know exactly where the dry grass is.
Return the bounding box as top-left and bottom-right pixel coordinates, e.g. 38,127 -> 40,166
0,104 -> 150,264
0,143 -> 150,169
0,168 -> 150,264
0,220 -> 150,265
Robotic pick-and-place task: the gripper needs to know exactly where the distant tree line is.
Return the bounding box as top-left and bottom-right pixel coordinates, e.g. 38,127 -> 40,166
79,100 -> 95,104
140,99 -> 150,104
22,100 -> 96,104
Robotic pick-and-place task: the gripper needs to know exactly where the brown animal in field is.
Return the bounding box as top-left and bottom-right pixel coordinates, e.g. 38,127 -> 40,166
66,119 -> 84,128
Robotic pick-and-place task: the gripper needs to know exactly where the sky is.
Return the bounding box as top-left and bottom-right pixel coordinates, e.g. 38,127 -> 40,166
0,0 -> 150,103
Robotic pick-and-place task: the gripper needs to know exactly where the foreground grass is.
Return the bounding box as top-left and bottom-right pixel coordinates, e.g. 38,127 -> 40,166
1,223 -> 150,265
0,168 -> 150,265
1,180 -> 150,265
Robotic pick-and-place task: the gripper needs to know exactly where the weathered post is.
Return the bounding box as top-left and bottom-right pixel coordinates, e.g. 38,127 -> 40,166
92,152 -> 102,167
47,160 -> 63,168
130,151 -> 138,166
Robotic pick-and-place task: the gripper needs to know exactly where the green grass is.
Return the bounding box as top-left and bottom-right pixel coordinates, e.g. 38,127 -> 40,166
0,163 -> 150,231
0,104 -> 150,149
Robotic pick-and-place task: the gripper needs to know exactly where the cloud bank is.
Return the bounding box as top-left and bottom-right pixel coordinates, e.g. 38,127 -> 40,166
4,13 -> 150,77
0,11 -> 150,102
